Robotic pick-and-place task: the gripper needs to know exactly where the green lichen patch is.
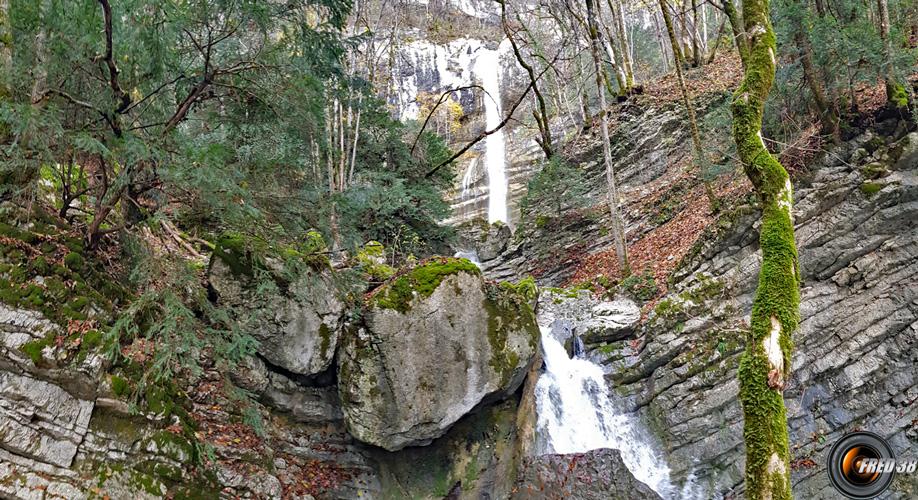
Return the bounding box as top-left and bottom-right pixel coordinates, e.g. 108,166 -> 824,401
861,162 -> 889,179
859,181 -> 883,197
371,257 -> 480,313
484,282 -> 540,386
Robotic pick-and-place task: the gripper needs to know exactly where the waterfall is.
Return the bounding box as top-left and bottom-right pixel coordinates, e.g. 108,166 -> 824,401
474,43 -> 508,224
534,325 -> 676,498
453,250 -> 481,268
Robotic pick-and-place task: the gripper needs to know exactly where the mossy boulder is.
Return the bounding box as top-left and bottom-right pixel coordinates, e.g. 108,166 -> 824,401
208,245 -> 345,377
339,260 -> 539,451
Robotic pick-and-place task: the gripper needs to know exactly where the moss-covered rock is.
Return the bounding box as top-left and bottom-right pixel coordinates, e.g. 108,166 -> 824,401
371,256 -> 480,313
339,265 -> 538,451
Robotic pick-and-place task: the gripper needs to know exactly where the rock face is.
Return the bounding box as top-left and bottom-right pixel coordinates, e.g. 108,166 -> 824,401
209,256 -> 345,377
338,262 -> 539,451
0,371 -> 94,468
511,449 -> 662,500
498,119 -> 918,498
455,218 -> 513,261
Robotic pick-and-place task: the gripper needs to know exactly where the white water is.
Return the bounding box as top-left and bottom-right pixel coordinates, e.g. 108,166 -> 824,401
534,325 -> 676,497
474,43 -> 508,224
453,250 -> 481,268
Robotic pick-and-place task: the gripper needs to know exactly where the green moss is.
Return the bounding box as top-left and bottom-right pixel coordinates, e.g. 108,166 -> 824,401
861,162 -> 888,179
889,83 -> 909,109
356,241 -> 395,282
63,252 -> 84,271
730,3 -> 797,497
498,276 -> 538,303
372,257 -> 481,313
30,256 -> 50,275
859,181 -> 883,196
318,323 -> 332,360
653,298 -> 686,322
111,375 -> 130,396
19,334 -> 53,365
212,230 -> 264,277
620,270 -> 658,302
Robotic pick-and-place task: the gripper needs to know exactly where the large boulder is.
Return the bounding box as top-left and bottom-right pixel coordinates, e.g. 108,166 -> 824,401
338,257 -> 539,451
208,233 -> 345,377
511,449 -> 663,500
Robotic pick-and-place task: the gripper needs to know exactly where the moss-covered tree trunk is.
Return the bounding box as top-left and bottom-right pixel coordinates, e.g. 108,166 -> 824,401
731,0 -> 799,498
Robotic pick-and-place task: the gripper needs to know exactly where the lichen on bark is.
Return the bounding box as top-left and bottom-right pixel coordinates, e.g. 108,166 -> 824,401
730,0 -> 799,498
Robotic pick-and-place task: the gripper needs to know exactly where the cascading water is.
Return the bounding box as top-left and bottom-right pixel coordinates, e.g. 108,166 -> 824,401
474,43 -> 508,224
534,324 -> 677,498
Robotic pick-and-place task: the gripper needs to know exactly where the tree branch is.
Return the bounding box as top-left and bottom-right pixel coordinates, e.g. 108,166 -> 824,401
410,84 -> 484,154
424,58 -> 557,179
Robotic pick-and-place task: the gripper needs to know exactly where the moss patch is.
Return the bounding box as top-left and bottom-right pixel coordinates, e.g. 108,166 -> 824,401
372,257 -> 480,313
859,181 -> 883,197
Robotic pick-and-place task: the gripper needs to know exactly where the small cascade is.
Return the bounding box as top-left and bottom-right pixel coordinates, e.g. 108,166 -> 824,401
534,324 -> 676,498
474,42 -> 508,224
453,250 -> 481,268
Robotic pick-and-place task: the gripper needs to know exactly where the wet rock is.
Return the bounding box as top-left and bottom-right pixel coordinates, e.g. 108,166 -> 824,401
511,448 -> 662,499
338,262 -> 539,450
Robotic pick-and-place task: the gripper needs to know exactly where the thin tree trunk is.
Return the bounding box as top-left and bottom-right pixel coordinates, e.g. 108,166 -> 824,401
660,0 -> 718,211
731,0 -> 799,497
500,0 -> 553,158
722,0 -> 748,68
600,23 -> 628,94
795,30 -> 839,141
586,0 -> 629,276
702,2 -> 709,53
654,11 -> 670,73
609,0 -> 634,89
876,0 -> 906,108
691,0 -> 702,66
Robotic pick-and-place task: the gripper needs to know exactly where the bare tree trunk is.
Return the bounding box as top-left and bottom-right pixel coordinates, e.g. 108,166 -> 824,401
599,22 -> 628,94
876,0 -> 907,108
731,0 -> 798,497
702,2 -> 709,54
586,0 -> 629,276
795,30 -> 840,141
499,0 -> 553,158
661,0 -> 718,210
691,0 -> 702,66
608,0 -> 634,89
654,10 -> 670,73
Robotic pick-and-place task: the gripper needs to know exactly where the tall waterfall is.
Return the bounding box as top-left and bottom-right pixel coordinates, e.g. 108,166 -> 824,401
534,325 -> 677,498
475,42 -> 508,224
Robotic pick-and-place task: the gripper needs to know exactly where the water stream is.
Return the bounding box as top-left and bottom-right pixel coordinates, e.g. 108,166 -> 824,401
474,43 -> 508,224
534,324 -> 677,498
